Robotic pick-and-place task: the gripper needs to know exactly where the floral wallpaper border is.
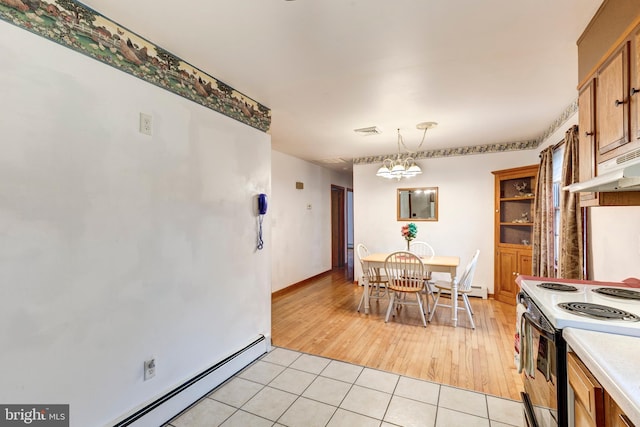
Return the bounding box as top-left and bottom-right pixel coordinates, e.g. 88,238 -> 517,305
0,0 -> 271,133
353,100 -> 578,165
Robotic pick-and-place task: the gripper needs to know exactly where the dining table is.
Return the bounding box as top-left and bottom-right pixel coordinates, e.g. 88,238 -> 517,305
360,253 -> 461,326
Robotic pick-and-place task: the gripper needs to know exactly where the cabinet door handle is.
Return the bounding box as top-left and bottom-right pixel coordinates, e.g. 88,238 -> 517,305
585,131 -> 594,136
615,99 -> 626,107
619,414 -> 634,427
631,87 -> 640,97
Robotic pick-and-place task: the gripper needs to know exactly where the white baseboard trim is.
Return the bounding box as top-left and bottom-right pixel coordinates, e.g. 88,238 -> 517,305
112,335 -> 268,427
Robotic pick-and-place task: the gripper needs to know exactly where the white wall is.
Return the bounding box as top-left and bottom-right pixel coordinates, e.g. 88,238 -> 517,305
0,22 -> 271,426
589,207 -> 640,281
271,151 -> 352,292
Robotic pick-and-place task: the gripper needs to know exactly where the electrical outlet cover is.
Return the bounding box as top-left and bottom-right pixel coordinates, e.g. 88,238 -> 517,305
139,113 -> 152,135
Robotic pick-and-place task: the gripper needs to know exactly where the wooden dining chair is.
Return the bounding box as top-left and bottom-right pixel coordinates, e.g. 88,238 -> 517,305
408,241 -> 435,259
356,243 -> 389,312
409,240 -> 436,314
429,250 -> 480,329
384,251 -> 428,327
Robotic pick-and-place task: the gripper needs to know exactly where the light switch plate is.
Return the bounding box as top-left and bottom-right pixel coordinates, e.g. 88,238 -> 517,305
144,358 -> 155,380
139,113 -> 152,135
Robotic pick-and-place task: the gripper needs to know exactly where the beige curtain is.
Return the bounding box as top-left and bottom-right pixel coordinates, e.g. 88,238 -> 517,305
559,125 -> 584,279
533,146 -> 555,277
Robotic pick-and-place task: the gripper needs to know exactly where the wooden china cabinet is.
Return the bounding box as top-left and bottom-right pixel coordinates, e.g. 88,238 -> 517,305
492,165 -> 538,305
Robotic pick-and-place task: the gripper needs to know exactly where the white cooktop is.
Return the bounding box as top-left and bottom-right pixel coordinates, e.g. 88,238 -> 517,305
518,276 -> 640,337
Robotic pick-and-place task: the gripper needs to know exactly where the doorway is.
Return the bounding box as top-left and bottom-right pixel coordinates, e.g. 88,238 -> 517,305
331,185 -> 345,268
331,185 -> 354,281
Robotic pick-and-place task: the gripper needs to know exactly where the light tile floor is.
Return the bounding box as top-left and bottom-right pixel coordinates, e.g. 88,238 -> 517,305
165,347 -> 524,427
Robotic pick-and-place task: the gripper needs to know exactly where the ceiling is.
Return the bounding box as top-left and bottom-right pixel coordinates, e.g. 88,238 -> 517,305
82,0 -> 604,172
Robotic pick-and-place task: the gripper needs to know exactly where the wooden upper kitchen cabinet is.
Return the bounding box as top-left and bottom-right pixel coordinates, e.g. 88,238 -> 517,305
579,79 -> 600,205
593,28 -> 640,164
492,165 -> 537,305
576,5 -> 640,206
632,25 -> 640,142
578,74 -> 640,206
596,42 -> 629,157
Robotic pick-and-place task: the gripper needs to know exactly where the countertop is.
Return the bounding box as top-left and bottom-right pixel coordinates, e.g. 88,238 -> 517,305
563,328 -> 640,426
516,275 -> 640,288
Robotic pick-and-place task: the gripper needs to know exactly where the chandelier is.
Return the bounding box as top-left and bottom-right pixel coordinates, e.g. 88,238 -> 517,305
376,122 -> 437,180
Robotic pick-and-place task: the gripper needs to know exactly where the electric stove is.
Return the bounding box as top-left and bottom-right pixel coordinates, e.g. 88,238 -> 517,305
515,276 -> 640,427
517,276 -> 640,337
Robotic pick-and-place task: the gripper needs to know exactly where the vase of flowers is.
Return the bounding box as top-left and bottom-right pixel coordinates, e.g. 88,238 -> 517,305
401,223 -> 418,251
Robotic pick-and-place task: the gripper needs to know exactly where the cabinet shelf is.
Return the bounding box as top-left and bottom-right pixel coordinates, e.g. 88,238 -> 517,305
500,242 -> 532,249
500,196 -> 534,202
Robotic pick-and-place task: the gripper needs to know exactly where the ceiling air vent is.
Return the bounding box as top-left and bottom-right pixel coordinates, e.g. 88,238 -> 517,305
354,126 -> 381,136
314,158 -> 352,171
317,158 -> 349,165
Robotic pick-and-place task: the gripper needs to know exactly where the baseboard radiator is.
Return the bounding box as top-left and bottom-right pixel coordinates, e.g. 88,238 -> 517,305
360,278 -> 488,300
113,335 -> 269,427
435,285 -> 488,299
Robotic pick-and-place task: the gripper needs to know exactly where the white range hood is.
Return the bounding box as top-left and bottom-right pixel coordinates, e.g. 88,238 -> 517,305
565,151 -> 640,193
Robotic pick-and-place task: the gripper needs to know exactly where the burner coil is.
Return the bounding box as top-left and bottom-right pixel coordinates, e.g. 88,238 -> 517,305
538,282 -> 578,292
593,287 -> 640,301
558,302 -> 640,322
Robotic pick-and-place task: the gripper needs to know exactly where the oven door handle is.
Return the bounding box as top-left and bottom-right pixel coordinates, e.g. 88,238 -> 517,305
522,311 -> 556,342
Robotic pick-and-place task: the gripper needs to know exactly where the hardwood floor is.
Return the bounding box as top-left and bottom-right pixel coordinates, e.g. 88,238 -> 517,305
271,267 -> 524,401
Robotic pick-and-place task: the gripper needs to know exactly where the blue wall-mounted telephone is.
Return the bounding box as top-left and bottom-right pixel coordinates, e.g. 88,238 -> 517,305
257,194 -> 267,250
258,194 -> 268,215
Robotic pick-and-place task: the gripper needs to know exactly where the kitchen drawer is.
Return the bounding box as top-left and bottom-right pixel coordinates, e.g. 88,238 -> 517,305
605,392 -> 636,427
568,351 -> 605,426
